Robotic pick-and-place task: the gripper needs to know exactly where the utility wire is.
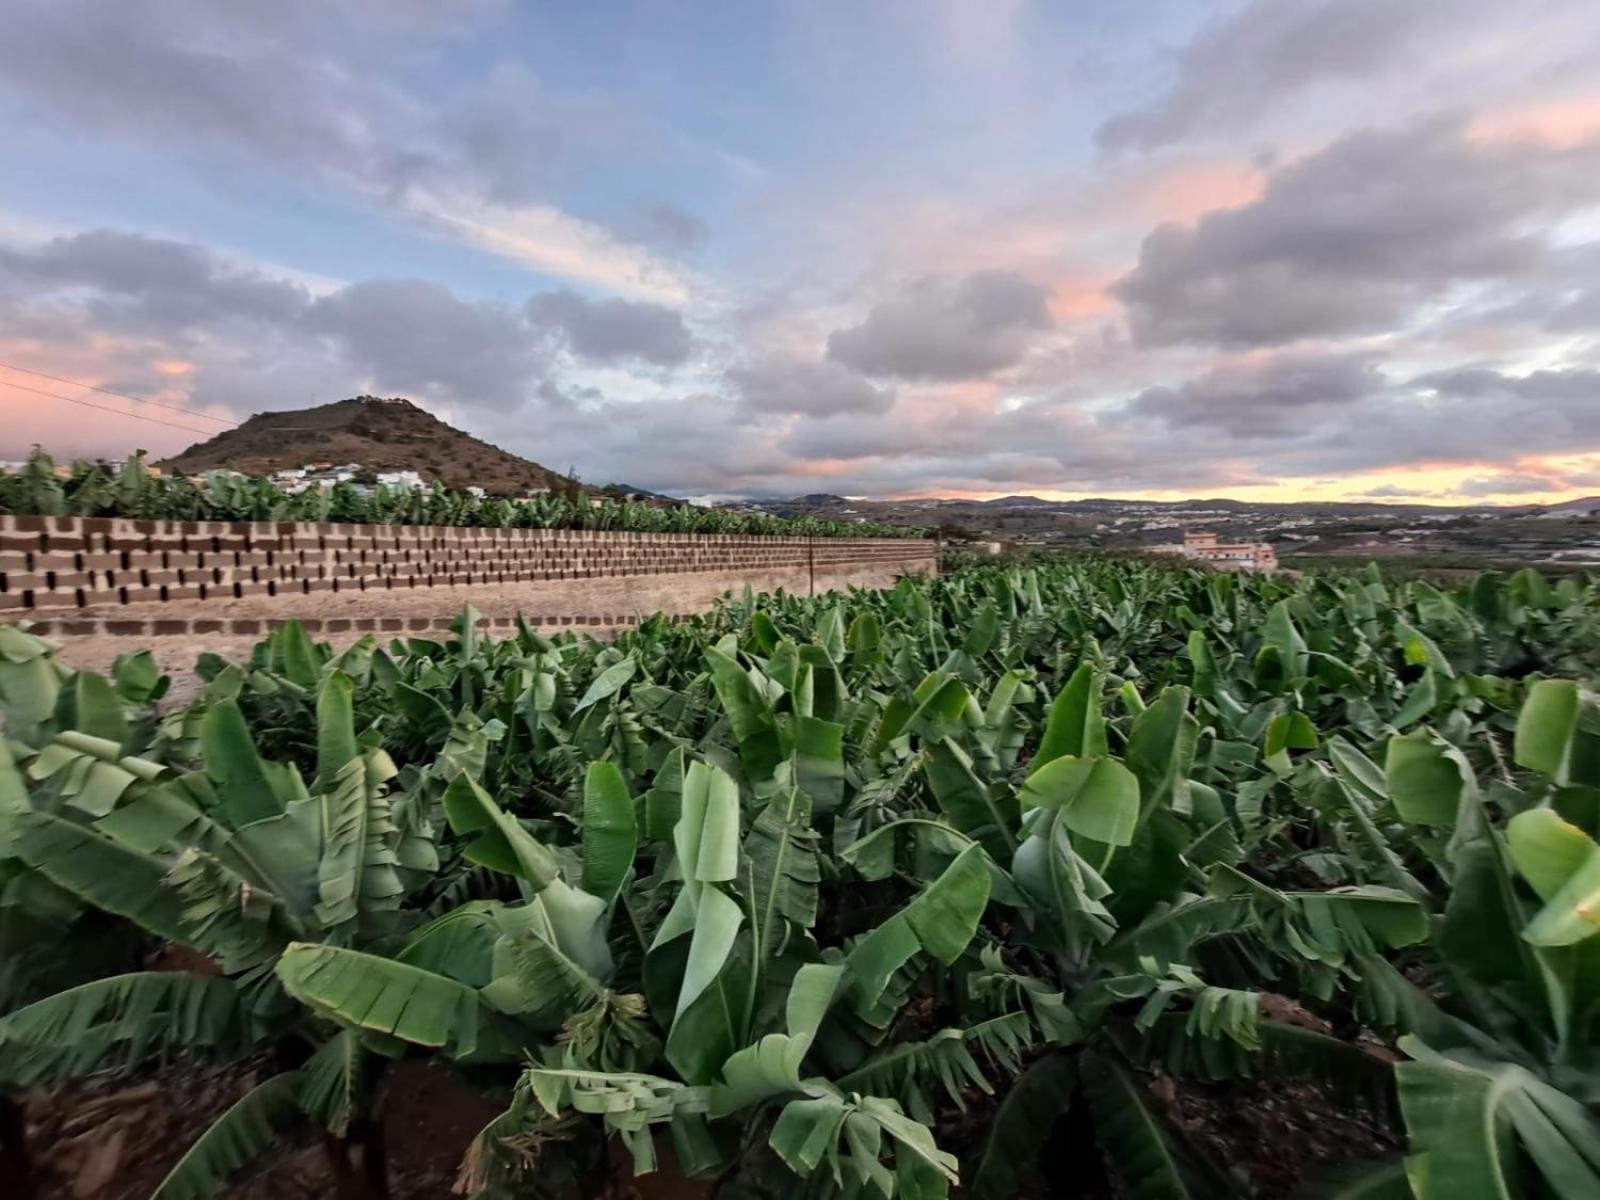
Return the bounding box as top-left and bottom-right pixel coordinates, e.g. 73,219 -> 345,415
0,377 -> 223,437
0,359 -> 235,425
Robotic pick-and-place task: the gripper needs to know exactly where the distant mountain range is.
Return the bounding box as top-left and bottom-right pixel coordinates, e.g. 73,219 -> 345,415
159,396 -> 1598,520
751,491 -> 1600,518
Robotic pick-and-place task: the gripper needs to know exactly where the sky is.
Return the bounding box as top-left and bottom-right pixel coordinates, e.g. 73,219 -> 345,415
2,1 -> 1600,504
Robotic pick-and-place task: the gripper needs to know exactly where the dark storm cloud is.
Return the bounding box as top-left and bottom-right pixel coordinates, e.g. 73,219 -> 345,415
1241,365 -> 1600,476
308,281 -> 542,408
1114,120 -> 1600,348
827,270 -> 1052,380
1097,0 -> 1459,152
525,289 -> 693,367
0,230 -> 308,335
728,359 -> 893,418
1127,352 -> 1381,438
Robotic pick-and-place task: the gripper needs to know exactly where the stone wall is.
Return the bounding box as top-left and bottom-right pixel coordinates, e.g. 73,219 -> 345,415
0,514 -> 937,637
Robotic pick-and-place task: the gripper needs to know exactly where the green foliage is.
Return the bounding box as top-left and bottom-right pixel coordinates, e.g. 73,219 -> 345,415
0,447 -> 925,538
3,552 -> 1600,1199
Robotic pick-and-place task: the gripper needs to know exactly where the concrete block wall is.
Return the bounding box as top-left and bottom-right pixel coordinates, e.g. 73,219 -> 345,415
0,515 -> 936,635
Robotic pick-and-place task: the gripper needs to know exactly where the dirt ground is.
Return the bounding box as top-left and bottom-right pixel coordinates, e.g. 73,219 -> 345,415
18,1052 -> 1396,1200
20,1057 -> 713,1200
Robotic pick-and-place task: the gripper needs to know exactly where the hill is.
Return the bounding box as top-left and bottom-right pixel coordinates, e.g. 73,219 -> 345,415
1528,495 -> 1600,517
159,396 -> 570,494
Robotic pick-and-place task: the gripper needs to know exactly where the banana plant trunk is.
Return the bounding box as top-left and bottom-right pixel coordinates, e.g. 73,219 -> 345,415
323,1117 -> 390,1200
0,1093 -> 34,1200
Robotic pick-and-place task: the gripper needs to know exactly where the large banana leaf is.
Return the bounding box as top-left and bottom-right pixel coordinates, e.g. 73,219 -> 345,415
708,961 -> 843,1116
0,733 -> 25,851
1515,680 -> 1600,787
275,942 -> 505,1059
25,731 -> 164,819
314,749 -> 405,933
0,622 -> 63,736
581,760 -> 636,904
842,844 -> 992,1027
1385,730 -> 1472,827
0,971 -> 243,1086
706,645 -> 785,782
1012,808 -> 1117,955
1018,754 -> 1139,847
573,654 -> 638,713
1081,1050 -> 1231,1199
744,788 -> 821,968
1125,687 -> 1198,820
150,1070 -> 304,1200
313,670 -> 359,790
967,1052 -> 1077,1198
441,771 -> 560,889
1397,1037 -> 1600,1199
768,1086 -> 959,1200
1034,662 -> 1107,766
649,760 -> 748,1082
481,883 -> 612,1026
12,811 -> 193,945
200,701 -> 291,826
1507,808 -> 1600,946
924,738 -> 1019,858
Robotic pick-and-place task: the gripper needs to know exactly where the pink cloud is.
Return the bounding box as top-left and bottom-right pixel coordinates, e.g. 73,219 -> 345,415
1469,95 -> 1600,150
0,341 -> 227,461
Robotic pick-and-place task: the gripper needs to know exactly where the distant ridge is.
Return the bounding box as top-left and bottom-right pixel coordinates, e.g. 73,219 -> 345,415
1527,495 -> 1600,517
160,396 -> 571,494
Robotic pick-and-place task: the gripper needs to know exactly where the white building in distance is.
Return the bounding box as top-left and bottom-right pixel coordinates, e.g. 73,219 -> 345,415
1153,530 -> 1279,572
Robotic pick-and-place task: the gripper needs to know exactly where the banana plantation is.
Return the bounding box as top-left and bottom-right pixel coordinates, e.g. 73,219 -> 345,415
0,450 -> 923,539
3,556 -> 1600,1199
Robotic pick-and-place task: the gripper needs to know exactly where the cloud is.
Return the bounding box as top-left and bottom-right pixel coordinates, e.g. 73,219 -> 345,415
1127,351 -> 1381,438
307,280 -> 541,408
1457,472 -> 1568,497
1114,118 -> 1600,347
1097,0 -> 1460,153
0,227 -> 560,445
405,189 -> 693,304
8,223 -> 1600,502
728,359 -> 893,417
0,1 -> 692,299
635,205 -> 708,253
1361,485 -> 1433,498
0,229 -> 309,336
526,289 -> 692,367
1126,360 -> 1600,480
827,270 -> 1052,380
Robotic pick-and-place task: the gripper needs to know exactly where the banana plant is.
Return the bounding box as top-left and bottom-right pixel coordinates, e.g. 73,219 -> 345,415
1362,681 -> 1600,1199
0,666 -> 455,1199
0,448 -> 925,538
461,750 -> 996,1200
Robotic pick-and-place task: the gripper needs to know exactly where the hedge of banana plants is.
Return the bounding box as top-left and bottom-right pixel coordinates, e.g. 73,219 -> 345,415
2,556 -> 1599,1200
0,449 -> 925,538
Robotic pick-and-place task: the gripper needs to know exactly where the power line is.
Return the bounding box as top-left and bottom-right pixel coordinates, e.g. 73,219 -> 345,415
0,359 -> 235,425
0,377 -> 223,437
